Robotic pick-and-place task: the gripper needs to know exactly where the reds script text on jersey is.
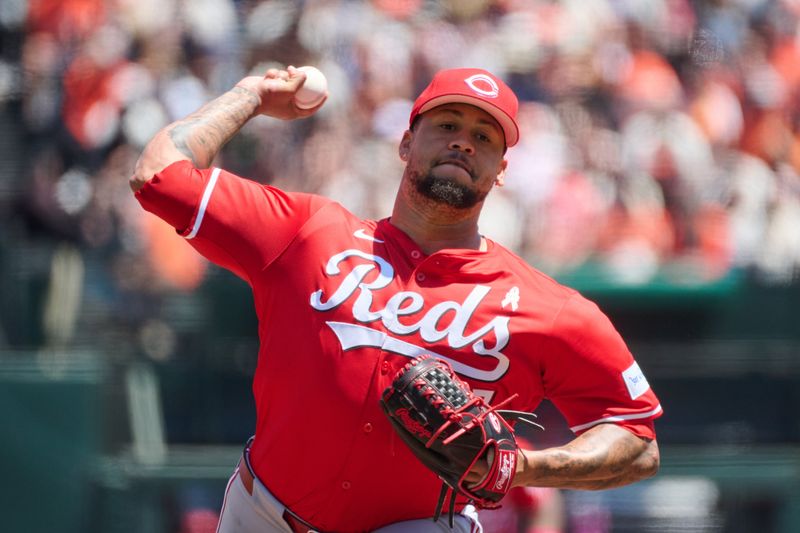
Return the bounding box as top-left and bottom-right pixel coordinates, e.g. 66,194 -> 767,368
136,161 -> 662,532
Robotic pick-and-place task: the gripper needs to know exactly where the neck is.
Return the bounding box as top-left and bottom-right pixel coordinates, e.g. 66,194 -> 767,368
391,182 -> 485,255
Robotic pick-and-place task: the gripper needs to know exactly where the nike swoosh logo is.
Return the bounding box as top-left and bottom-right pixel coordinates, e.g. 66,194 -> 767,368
353,229 -> 384,243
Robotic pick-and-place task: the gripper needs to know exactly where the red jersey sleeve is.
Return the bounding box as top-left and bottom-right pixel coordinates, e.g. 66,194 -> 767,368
540,293 -> 662,440
134,160 -> 329,283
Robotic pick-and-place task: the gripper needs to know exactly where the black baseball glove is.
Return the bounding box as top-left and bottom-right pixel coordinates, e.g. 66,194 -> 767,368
380,355 -> 542,526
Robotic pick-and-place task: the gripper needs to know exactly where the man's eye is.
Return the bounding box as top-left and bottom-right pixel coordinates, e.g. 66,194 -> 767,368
439,123 -> 455,130
477,133 -> 491,142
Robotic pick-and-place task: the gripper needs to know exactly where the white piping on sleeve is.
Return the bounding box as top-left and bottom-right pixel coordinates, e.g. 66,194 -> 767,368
569,404 -> 663,433
185,167 -> 221,240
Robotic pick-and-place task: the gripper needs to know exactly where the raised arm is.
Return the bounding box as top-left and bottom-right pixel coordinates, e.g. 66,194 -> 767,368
514,423 -> 660,490
130,66 -> 326,192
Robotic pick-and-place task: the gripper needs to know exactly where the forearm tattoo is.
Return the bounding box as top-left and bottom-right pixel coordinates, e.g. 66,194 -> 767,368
167,86 -> 260,168
527,427 -> 657,490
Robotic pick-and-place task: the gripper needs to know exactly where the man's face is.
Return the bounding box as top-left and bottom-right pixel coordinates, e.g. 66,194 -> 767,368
400,103 -> 508,209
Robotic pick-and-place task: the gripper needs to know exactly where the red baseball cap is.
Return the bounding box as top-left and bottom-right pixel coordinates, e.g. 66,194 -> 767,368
409,68 -> 520,147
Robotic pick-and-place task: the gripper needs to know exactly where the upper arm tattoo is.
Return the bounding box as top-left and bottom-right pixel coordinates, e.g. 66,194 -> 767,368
166,87 -> 261,168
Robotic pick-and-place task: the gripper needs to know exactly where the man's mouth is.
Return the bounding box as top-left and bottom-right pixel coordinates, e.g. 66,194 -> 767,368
436,159 -> 474,179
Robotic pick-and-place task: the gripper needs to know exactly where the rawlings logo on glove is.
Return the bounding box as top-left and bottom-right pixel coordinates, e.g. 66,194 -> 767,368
380,355 -> 542,526
395,408 -> 432,439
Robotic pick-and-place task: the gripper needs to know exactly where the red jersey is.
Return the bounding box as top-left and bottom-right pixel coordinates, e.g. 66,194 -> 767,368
136,161 -> 662,532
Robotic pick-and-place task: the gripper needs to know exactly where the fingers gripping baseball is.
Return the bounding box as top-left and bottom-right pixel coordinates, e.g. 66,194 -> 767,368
236,66 -> 327,120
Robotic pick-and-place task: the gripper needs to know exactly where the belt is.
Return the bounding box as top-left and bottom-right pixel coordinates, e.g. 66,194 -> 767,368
237,456 -> 322,533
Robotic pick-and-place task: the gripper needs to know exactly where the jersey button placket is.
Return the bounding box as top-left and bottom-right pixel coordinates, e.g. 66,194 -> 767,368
363,422 -> 373,433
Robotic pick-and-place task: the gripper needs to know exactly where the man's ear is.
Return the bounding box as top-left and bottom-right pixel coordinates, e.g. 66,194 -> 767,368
494,159 -> 508,187
399,130 -> 412,162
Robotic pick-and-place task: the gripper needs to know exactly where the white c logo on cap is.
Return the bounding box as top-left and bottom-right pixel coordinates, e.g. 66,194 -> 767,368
464,74 -> 499,98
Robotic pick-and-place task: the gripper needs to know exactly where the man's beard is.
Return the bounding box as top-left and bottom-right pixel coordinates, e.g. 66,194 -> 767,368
412,171 -> 487,209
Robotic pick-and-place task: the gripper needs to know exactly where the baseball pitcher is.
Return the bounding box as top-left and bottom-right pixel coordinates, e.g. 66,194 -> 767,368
130,66 -> 662,533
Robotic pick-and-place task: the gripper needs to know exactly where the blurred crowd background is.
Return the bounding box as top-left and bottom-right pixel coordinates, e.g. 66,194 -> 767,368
3,0 -> 800,348
1,1 -> 800,532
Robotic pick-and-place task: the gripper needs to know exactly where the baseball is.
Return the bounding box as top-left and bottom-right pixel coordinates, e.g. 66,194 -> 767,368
295,66 -> 328,109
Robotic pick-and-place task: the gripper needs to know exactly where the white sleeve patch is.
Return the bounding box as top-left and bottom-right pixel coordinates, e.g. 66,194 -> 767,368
622,361 -> 650,400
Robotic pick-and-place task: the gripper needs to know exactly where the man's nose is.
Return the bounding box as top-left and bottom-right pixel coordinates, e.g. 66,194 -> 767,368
448,137 -> 475,155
